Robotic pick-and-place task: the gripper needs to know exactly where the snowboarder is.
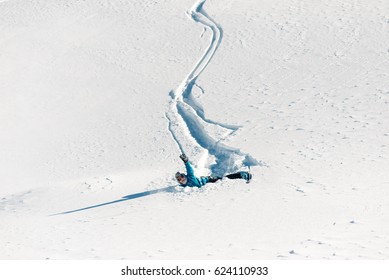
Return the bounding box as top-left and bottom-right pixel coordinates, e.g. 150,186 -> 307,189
175,154 -> 252,187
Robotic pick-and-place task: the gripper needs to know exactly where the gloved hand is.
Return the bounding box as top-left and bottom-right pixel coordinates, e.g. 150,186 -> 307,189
179,154 -> 189,163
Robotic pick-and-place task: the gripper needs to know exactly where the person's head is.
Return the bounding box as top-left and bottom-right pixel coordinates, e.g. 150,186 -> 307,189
175,172 -> 187,185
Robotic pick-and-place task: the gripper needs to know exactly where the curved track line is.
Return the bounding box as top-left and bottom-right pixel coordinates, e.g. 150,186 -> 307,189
167,0 -> 259,176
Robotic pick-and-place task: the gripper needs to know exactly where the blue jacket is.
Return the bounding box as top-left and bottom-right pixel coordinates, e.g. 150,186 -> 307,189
182,162 -> 209,188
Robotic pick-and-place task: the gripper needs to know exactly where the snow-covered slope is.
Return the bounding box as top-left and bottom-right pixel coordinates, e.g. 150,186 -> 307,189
1,0 -> 389,259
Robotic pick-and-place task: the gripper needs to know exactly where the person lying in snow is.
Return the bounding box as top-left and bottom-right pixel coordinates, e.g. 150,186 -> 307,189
175,154 -> 252,187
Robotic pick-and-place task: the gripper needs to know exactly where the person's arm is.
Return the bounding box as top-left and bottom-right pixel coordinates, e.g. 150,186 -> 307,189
185,161 -> 195,177
180,154 -> 195,177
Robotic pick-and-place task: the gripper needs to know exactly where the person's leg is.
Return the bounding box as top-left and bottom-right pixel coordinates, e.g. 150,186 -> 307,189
226,172 -> 252,181
207,176 -> 222,183
226,172 -> 242,179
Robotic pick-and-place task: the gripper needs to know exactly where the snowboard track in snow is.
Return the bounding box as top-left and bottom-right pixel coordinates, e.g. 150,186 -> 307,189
166,0 -> 259,176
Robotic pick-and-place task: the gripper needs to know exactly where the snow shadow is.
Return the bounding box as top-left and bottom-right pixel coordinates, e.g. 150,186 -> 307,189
50,185 -> 177,216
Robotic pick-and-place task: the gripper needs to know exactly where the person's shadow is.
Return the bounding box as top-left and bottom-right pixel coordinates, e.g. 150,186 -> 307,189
51,185 -> 178,216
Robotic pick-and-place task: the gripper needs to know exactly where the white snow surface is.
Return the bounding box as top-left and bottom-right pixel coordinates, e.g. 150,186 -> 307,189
1,0 -> 389,259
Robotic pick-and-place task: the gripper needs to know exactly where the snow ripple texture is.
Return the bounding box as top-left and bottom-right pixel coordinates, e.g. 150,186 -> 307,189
166,0 -> 259,176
